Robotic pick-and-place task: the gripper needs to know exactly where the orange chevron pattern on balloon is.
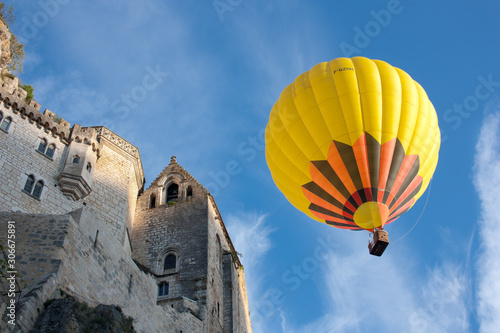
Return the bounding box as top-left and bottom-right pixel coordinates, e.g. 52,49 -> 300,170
265,57 -> 440,244
302,133 -> 423,231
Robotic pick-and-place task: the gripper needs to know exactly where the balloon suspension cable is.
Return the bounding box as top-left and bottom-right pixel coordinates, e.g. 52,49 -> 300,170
392,180 -> 433,244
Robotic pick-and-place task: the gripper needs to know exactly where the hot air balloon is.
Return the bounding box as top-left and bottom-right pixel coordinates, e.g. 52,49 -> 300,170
265,57 -> 440,256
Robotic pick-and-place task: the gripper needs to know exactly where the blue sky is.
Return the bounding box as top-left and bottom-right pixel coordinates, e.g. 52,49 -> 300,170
6,1 -> 500,332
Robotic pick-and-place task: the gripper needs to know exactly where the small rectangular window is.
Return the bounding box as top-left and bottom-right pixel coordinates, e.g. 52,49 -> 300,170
158,282 -> 169,296
0,117 -> 11,131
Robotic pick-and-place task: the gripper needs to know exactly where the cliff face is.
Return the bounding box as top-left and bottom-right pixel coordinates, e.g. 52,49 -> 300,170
0,19 -> 11,71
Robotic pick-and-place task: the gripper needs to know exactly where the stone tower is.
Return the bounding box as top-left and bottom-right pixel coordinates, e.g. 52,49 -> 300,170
132,156 -> 252,332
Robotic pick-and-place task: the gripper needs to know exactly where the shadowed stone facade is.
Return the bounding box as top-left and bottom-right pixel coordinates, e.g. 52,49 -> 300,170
132,157 -> 252,332
0,75 -> 252,332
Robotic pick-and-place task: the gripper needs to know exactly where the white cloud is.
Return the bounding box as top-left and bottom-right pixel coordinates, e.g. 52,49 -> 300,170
225,212 -> 273,288
473,109 -> 500,333
225,213 -> 272,269
225,212 -> 274,333
222,211 -> 470,333
280,232 -> 469,333
410,264 -> 469,332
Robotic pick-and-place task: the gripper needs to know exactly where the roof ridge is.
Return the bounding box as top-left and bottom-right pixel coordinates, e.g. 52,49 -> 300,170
145,156 -> 210,195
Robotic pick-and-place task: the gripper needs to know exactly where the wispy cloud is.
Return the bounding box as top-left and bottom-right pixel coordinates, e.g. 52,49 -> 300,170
410,264 -> 469,333
33,71 -> 110,124
225,212 -> 274,333
278,232 -> 469,333
226,213 -> 272,268
473,107 -> 500,333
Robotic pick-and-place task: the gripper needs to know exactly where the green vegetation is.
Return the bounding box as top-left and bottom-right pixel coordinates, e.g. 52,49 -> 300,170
76,299 -> 89,312
8,34 -> 23,73
0,1 -> 25,73
231,251 -> 238,264
43,298 -> 56,308
53,114 -> 63,124
22,84 -> 33,102
1,70 -> 13,80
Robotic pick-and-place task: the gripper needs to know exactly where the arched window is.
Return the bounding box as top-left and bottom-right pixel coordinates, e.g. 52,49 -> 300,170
158,282 -> 169,297
86,162 -> 92,172
186,186 -> 193,198
38,139 -> 47,153
149,193 -> 156,209
24,175 -> 35,193
46,144 -> 55,158
167,183 -> 178,202
72,155 -> 80,164
164,254 -> 176,270
32,181 -> 44,198
0,117 -> 12,131
23,176 -> 43,199
0,111 -> 2,123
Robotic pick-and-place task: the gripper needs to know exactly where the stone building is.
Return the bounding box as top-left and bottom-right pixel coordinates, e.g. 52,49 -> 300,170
0,71 -> 252,331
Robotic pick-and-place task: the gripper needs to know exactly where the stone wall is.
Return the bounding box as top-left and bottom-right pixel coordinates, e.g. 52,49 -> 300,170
90,127 -> 144,245
0,213 -> 68,333
0,103 -> 78,215
57,208 -> 202,332
233,267 -> 253,333
0,90 -> 143,246
207,199 -> 228,332
207,199 -> 252,333
83,140 -> 140,244
0,213 -> 67,285
0,209 -> 203,332
132,193 -> 210,310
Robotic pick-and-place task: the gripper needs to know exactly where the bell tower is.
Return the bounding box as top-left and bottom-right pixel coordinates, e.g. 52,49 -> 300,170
131,157 -> 252,332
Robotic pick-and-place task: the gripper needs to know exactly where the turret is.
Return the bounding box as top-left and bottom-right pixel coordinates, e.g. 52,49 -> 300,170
57,125 -> 100,200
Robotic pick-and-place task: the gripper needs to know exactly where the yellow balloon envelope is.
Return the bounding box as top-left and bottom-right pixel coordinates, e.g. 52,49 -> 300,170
265,57 -> 440,232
